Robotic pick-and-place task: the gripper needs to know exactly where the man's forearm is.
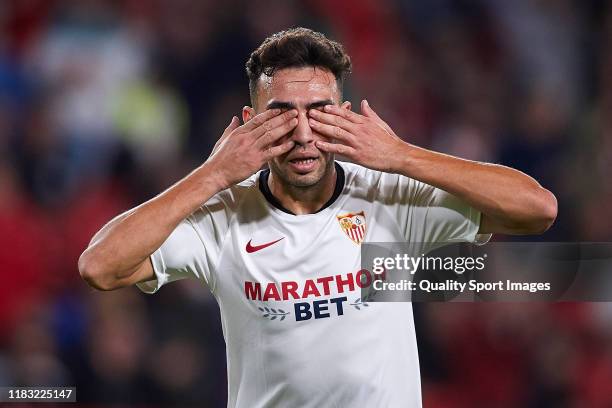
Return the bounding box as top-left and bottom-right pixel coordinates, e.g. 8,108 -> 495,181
393,143 -> 558,235
78,163 -> 225,287
78,108 -> 297,290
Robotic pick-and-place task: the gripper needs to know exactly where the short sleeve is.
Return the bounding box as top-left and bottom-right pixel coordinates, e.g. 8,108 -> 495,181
136,219 -> 209,294
136,189 -> 238,295
393,176 -> 492,254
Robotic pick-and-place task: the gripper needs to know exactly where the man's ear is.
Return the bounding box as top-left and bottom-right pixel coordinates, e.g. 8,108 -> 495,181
242,106 -> 256,124
341,101 -> 352,111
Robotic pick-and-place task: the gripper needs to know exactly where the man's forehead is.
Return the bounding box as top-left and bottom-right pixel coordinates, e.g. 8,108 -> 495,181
257,67 -> 339,100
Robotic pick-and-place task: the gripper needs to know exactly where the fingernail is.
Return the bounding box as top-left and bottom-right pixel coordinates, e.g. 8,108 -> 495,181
364,99 -> 369,106
324,105 -> 332,111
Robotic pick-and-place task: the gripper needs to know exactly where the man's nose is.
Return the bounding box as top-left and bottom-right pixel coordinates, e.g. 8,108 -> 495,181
290,110 -> 315,146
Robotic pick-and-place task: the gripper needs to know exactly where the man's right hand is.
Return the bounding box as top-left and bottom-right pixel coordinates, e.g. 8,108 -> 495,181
207,109 -> 298,189
206,109 -> 298,189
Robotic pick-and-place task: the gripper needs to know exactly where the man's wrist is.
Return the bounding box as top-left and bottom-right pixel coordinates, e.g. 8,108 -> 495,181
196,162 -> 230,193
390,141 -> 416,175
158,163 -> 226,220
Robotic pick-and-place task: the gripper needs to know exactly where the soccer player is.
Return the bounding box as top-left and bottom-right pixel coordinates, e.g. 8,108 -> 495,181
78,28 -> 557,407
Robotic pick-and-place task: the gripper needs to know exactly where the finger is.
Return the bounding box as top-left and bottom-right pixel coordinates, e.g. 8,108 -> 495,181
323,104 -> 365,124
241,108 -> 282,131
251,109 -> 298,139
213,116 -> 240,153
308,108 -> 355,132
264,140 -> 295,160
308,118 -> 356,145
361,99 -> 393,134
226,115 -> 241,133
315,140 -> 357,157
255,117 -> 299,148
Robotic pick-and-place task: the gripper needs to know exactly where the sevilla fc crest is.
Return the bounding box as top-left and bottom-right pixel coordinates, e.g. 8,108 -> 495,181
337,211 -> 367,244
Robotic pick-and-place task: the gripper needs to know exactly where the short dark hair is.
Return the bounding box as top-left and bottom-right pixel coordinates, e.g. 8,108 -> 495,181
245,27 -> 352,106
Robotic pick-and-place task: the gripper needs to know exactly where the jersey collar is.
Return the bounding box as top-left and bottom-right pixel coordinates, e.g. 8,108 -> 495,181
258,162 -> 345,215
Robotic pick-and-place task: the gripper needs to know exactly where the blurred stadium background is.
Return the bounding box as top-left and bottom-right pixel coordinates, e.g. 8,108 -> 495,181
1,0 -> 611,406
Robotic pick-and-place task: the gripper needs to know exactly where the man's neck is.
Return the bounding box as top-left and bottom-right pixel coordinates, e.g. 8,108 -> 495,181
268,165 -> 337,215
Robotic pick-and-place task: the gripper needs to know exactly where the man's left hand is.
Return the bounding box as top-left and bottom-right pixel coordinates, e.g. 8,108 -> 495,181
308,100 -> 407,172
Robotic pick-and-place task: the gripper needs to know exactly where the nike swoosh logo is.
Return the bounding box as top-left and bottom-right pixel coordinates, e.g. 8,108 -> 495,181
246,237 -> 284,253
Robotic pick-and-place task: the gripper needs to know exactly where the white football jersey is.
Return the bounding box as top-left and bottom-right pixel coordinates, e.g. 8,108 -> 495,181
137,161 -> 488,408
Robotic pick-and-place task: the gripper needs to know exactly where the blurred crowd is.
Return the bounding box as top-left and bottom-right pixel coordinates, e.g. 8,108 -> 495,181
0,0 -> 611,406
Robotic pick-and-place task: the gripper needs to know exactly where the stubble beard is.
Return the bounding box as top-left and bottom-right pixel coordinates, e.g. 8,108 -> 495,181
269,154 -> 334,189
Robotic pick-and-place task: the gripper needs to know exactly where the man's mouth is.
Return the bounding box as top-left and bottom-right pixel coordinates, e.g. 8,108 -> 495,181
290,158 -> 317,164
287,156 -> 319,173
